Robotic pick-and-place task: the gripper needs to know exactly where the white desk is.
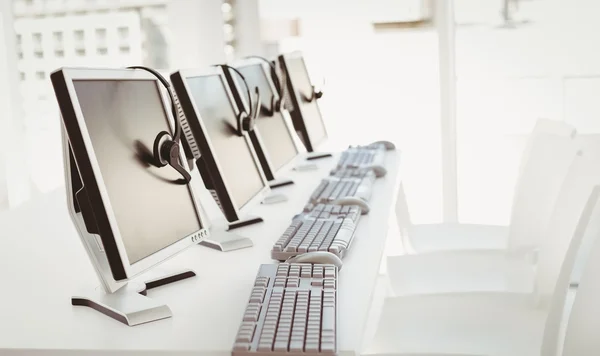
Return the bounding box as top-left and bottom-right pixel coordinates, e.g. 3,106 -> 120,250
0,151 -> 401,356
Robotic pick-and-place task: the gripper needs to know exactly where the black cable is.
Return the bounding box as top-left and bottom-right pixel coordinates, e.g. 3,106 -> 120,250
218,64 -> 257,119
126,66 -> 191,184
126,66 -> 182,143
245,55 -> 287,108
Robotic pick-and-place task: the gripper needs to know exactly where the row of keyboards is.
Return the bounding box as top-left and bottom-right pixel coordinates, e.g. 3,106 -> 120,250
233,143 -> 393,356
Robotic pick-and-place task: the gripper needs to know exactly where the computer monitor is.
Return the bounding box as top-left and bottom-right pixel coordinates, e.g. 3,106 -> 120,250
278,51 -> 328,153
170,66 -> 269,230
51,67 -> 209,326
224,58 -> 301,188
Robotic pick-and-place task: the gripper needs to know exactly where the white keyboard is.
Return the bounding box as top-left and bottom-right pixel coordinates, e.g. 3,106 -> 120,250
271,204 -> 361,261
337,147 -> 385,169
232,263 -> 338,356
308,175 -> 374,205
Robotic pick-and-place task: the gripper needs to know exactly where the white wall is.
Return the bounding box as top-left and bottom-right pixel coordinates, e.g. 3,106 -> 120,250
0,1 -> 33,210
259,0 -> 445,223
233,0 -> 263,58
13,12 -> 144,194
166,0 -> 226,69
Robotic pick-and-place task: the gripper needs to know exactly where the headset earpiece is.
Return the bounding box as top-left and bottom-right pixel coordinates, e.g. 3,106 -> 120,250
153,131 -> 171,167
271,96 -> 279,114
238,111 -> 250,133
220,64 -> 260,135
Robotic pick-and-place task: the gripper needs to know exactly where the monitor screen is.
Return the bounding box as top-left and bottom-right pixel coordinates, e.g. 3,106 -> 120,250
287,56 -> 327,147
185,74 -> 266,208
73,79 -> 202,264
237,64 -> 298,172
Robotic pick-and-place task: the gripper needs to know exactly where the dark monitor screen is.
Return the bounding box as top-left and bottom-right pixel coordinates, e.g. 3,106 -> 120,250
185,74 -> 266,208
237,64 -> 298,172
287,56 -> 327,147
73,79 -> 202,264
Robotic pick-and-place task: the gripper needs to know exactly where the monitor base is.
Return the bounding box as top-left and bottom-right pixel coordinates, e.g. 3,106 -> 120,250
293,163 -> 319,172
269,177 -> 294,189
262,192 -> 288,205
201,228 -> 255,251
200,216 -> 263,252
306,152 -> 333,161
71,269 -> 196,326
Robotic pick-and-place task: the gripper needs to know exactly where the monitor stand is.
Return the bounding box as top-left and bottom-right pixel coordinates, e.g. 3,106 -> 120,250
72,269 -> 196,326
262,192 -> 288,205
200,216 -> 263,252
293,162 -> 319,172
269,177 -> 294,189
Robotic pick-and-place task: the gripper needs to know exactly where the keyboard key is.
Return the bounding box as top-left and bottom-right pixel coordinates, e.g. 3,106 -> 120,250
287,278 -> 300,288
324,268 -> 336,278
323,279 -> 335,289
313,266 -> 324,278
274,341 -> 288,351
255,277 -> 269,288
290,341 -> 304,352
322,307 -> 335,332
234,342 -> 250,351
321,342 -> 335,352
274,278 -> 286,287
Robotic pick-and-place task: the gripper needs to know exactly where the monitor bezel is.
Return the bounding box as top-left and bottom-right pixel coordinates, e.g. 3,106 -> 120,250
278,51 -> 329,152
52,67 -> 209,280
229,58 -> 302,175
170,66 -> 271,221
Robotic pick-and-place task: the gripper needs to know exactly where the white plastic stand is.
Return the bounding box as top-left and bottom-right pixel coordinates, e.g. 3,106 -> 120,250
294,162 -> 319,171
200,217 -> 262,251
72,270 -> 196,326
201,229 -> 254,251
262,192 -> 288,205
62,126 -> 202,327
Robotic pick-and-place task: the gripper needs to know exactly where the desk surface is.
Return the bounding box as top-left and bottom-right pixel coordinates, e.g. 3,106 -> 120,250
0,151 -> 401,356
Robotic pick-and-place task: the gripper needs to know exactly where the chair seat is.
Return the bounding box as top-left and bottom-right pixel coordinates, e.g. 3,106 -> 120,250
365,293 -> 546,356
405,223 -> 509,254
386,250 -> 536,296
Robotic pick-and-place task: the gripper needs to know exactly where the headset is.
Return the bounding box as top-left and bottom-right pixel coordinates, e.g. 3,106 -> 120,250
219,64 -> 260,135
245,55 -> 287,116
126,66 -> 191,184
305,85 -> 323,102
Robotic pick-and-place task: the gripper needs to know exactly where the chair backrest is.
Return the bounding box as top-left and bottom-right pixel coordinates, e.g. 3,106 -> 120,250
560,197 -> 600,355
540,185 -> 600,356
507,130 -> 580,251
535,148 -> 600,303
394,118 -> 577,238
513,119 -> 576,195
394,182 -> 412,230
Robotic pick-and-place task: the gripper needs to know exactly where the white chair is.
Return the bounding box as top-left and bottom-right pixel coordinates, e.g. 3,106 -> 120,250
397,119 -> 578,254
387,147 -> 600,297
560,208 -> 600,355
363,185 -> 600,356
